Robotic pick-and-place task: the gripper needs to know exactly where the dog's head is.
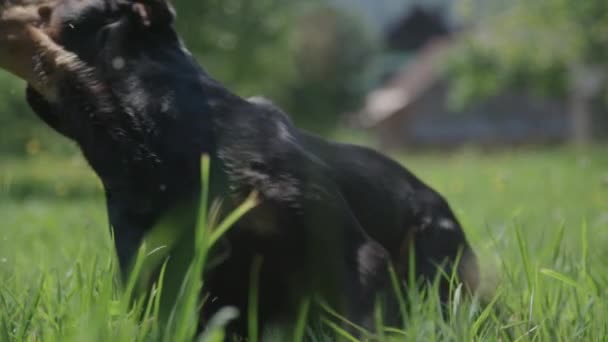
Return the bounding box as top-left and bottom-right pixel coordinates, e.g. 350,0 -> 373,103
1,0 -> 209,148
17,0 -> 212,178
0,0 -> 181,86
46,0 -> 176,68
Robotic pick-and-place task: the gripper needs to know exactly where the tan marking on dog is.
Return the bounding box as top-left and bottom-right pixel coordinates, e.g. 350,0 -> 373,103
458,249 -> 480,294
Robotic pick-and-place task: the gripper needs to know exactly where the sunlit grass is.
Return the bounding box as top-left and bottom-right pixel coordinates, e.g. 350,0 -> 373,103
0,146 -> 607,341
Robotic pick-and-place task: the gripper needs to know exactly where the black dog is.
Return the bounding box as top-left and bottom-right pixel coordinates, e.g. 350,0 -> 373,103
0,0 -> 478,336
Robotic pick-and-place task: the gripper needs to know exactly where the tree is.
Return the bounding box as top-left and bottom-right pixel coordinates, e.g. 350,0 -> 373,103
174,0 -> 301,99
283,4 -> 378,132
448,0 -> 608,144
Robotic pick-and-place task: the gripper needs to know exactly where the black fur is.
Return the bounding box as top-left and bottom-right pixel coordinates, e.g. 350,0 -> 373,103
22,0 -> 478,336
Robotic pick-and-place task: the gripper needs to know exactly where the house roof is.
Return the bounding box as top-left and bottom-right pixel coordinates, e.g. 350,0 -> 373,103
329,0 -> 455,36
359,38 -> 453,127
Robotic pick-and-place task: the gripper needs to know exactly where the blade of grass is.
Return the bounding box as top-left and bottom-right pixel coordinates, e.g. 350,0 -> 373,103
0,292 -> 12,342
388,264 -> 407,327
248,256 -> 263,342
293,296 -> 311,342
150,259 -> 169,338
373,299 -> 386,341
17,276 -> 44,341
514,224 -> 532,289
320,317 -> 359,342
122,242 -> 149,311
539,269 -> 579,288
318,301 -> 368,336
580,219 -> 588,275
197,155 -> 211,248
170,155 -> 213,341
208,191 -> 259,248
549,222 -> 565,262
470,289 -> 502,337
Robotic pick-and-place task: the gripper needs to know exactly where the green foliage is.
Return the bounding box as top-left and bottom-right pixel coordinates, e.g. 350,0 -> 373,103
448,0 -> 608,107
1,147 -> 608,340
283,5 -> 379,132
174,0 -> 301,100
0,71 -> 78,156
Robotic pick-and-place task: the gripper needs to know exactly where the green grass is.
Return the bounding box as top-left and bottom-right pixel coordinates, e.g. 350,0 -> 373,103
1,146 -> 607,341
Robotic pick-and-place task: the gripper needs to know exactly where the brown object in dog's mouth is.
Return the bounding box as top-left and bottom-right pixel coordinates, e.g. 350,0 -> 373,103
0,0 -> 57,93
1,0 -> 52,7
0,7 -> 41,27
0,0 -> 56,26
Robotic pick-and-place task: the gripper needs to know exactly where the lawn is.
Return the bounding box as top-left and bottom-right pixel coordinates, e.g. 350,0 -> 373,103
0,146 -> 607,341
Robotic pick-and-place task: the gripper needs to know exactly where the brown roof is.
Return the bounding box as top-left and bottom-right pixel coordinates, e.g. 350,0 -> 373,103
360,38 -> 453,127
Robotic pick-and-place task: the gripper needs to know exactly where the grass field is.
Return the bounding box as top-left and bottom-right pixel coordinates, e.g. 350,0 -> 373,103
0,146 -> 607,341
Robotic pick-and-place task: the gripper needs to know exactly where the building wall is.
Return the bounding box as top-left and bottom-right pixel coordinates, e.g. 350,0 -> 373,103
377,82 -> 570,149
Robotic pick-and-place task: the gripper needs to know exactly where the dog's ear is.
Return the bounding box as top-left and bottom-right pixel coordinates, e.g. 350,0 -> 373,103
131,0 -> 175,28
